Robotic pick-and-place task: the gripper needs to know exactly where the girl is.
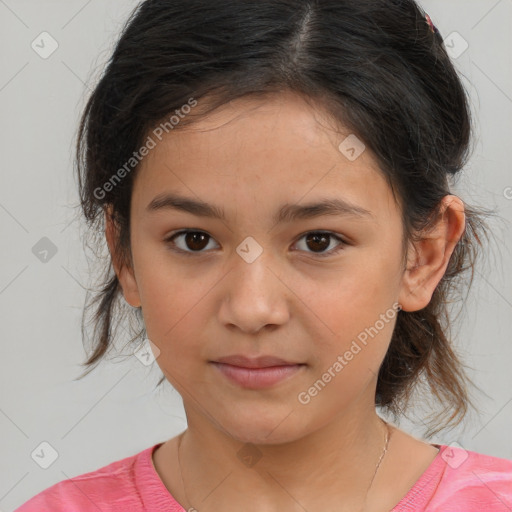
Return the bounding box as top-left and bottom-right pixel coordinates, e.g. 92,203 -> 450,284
16,0 -> 512,511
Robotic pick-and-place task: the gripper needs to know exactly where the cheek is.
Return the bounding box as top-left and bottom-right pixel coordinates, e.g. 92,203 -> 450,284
300,252 -> 400,367
131,246 -> 211,353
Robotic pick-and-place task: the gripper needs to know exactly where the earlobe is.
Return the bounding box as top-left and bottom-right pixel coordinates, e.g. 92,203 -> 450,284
104,206 -> 142,308
398,195 -> 466,313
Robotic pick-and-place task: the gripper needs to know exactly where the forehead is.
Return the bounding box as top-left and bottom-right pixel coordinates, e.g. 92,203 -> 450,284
132,91 -> 397,223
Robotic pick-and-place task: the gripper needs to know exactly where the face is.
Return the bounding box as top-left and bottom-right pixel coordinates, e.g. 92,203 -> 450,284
108,91 -> 437,444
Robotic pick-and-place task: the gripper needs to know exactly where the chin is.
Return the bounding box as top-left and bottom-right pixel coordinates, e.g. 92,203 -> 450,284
222,412 -> 308,446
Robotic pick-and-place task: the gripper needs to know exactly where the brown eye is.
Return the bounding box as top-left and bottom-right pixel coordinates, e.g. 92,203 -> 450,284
305,233 -> 330,252
165,230 -> 218,255
164,229 -> 347,258
293,231 -> 347,257
182,232 -> 209,251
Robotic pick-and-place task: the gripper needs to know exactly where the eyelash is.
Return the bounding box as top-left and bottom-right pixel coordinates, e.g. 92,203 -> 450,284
163,230 -> 348,258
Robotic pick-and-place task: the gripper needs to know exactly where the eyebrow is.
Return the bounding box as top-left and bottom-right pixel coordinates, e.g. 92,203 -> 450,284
146,192 -> 373,223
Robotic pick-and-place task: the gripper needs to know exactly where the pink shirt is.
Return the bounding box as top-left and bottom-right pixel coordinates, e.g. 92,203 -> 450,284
15,442 -> 512,511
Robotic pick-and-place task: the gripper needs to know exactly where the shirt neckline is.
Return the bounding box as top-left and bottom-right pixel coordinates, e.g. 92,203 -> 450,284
389,443 -> 448,510
137,441 -> 448,511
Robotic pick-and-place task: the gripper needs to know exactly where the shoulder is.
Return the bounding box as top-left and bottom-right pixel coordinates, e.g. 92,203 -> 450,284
430,444 -> 512,511
14,444 -> 158,512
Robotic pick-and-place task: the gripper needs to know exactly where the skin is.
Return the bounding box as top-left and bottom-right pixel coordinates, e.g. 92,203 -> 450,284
105,90 -> 466,512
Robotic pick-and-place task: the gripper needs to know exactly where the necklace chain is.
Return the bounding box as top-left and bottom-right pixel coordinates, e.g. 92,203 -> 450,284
177,418 -> 391,512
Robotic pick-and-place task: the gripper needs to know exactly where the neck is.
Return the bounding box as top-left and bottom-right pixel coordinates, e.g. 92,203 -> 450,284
177,405 -> 392,511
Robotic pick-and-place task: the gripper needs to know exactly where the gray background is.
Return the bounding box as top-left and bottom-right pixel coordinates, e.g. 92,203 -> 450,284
1,1 -> 511,510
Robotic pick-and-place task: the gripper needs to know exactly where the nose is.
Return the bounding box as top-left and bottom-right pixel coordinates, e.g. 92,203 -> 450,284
217,250 -> 290,335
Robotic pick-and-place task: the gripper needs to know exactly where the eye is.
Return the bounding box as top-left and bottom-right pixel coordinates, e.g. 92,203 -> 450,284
164,230 -> 348,258
164,230 -> 219,256
292,231 -> 348,258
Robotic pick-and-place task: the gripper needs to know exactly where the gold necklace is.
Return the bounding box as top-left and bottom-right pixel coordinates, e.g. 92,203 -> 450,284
177,418 -> 392,512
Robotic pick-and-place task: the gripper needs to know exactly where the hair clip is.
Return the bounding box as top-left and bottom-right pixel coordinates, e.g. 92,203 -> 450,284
425,13 -> 436,34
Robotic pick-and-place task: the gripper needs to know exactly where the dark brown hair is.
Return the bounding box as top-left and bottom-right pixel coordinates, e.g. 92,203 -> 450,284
74,0 -> 496,438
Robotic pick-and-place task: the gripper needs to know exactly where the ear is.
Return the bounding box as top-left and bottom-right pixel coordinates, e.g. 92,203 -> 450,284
104,205 -> 141,308
398,195 -> 466,312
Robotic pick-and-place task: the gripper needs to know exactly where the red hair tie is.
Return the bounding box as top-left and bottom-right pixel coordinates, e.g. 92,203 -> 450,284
425,13 -> 436,34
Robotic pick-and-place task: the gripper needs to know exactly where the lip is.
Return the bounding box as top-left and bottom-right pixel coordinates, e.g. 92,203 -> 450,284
209,355 -> 306,389
213,354 -> 301,368
210,362 -> 305,389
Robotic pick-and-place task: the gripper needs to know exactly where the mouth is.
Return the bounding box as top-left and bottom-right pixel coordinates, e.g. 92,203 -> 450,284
209,355 -> 306,389
212,354 -> 303,368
